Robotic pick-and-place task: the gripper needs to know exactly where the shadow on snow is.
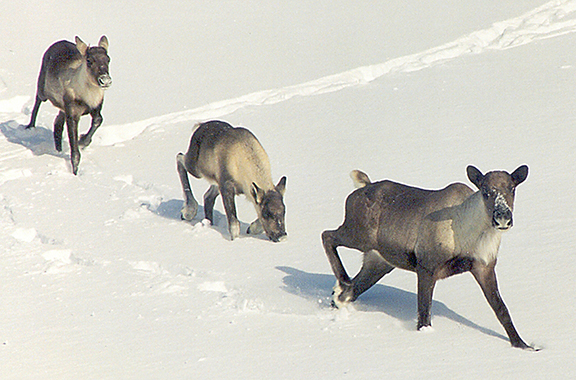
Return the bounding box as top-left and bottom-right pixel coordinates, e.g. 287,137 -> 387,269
0,120 -> 67,158
277,266 -> 508,342
150,198 -> 269,242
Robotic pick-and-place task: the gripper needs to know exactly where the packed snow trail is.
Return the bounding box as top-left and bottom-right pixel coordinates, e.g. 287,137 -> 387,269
91,0 -> 576,146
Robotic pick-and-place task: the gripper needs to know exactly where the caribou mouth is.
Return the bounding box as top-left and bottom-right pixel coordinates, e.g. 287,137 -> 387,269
269,233 -> 288,243
493,218 -> 513,231
98,74 -> 112,88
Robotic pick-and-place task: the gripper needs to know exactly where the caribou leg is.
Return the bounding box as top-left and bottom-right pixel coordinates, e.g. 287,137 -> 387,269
471,262 -> 535,350
322,229 -> 354,306
351,250 -> 395,301
65,112 -> 81,175
79,105 -> 103,148
416,266 -> 437,330
25,95 -> 43,129
176,153 -> 199,220
220,180 -> 240,240
203,185 -> 219,224
53,111 -> 65,152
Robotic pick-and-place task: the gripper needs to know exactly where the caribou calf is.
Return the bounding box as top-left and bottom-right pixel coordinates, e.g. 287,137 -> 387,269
25,36 -> 112,175
322,165 -> 535,349
177,120 -> 287,242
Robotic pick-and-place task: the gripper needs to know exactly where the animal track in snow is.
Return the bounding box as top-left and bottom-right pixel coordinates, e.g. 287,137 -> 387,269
41,249 -> 86,274
197,281 -> 228,293
94,0 -> 576,146
0,168 -> 32,186
130,260 -> 167,276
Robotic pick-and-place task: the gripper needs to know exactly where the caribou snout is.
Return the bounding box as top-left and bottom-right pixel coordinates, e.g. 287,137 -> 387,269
98,74 -> 112,88
493,207 -> 513,230
269,231 -> 287,243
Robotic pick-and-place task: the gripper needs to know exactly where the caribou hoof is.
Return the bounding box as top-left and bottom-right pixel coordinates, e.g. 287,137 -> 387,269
229,221 -> 240,241
78,134 -> 92,148
180,204 -> 198,221
247,219 -> 263,235
512,340 -> 540,351
331,281 -> 354,308
522,345 -> 541,352
70,153 -> 80,176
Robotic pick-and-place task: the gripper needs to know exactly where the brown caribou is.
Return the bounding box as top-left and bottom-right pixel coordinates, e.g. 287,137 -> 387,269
322,165 -> 536,350
25,36 -> 112,175
177,120 -> 287,242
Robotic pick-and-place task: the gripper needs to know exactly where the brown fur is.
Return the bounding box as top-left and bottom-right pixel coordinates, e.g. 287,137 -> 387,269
322,165 -> 535,349
25,36 -> 111,175
177,120 -> 287,242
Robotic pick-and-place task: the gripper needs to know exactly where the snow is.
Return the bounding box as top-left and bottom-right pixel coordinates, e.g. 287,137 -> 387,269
1,0 -> 576,378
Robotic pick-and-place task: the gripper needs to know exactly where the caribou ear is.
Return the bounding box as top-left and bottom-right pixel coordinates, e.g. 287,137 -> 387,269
75,36 -> 88,55
98,35 -> 109,51
275,176 -> 287,196
511,165 -> 529,186
251,182 -> 265,205
467,165 -> 484,189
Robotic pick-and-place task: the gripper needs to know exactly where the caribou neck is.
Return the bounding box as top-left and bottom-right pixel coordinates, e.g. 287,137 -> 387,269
73,61 -> 104,108
454,191 -> 502,265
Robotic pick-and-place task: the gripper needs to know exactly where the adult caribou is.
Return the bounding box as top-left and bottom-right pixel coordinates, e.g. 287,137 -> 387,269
25,36 -> 112,175
322,165 -> 536,350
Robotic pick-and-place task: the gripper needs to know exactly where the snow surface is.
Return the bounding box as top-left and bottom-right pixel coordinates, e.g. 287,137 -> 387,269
1,1 -> 576,378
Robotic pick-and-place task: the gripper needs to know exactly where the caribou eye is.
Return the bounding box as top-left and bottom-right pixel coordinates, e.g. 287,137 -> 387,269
482,189 -> 490,199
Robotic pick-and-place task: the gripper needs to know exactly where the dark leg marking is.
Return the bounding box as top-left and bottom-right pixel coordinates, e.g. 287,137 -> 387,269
53,111 -> 65,152
203,185 -> 219,224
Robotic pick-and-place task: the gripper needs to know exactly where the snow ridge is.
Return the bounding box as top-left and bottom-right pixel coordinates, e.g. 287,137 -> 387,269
94,0 -> 576,146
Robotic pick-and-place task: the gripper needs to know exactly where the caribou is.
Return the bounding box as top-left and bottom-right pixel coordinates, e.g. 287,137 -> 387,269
322,165 -> 536,349
25,36 -> 112,175
177,120 -> 287,242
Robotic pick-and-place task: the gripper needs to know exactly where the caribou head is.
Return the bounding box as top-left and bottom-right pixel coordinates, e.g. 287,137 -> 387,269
467,165 -> 528,230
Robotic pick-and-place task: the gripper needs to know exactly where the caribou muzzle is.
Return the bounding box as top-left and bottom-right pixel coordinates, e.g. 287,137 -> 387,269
269,231 -> 287,243
98,74 -> 112,88
493,207 -> 513,230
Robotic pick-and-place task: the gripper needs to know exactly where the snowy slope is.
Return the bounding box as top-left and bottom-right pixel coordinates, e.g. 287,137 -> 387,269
1,1 -> 576,379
